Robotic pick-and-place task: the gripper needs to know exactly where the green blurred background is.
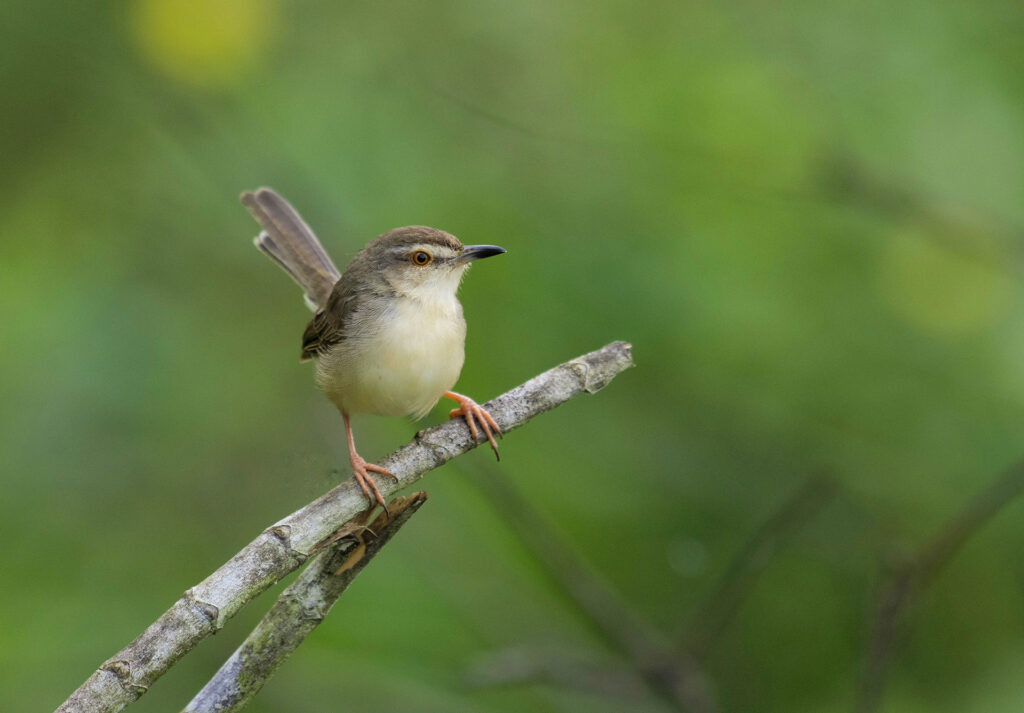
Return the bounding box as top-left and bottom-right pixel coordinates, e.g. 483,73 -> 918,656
4,1 -> 1024,711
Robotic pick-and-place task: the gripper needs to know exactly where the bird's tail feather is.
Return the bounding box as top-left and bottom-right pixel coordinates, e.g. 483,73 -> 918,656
241,188 -> 341,311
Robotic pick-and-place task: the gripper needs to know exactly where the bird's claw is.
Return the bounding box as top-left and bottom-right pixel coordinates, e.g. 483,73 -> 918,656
349,454 -> 398,512
445,392 -> 502,460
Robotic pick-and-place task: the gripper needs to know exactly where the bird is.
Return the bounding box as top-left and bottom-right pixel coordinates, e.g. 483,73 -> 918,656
241,188 -> 506,510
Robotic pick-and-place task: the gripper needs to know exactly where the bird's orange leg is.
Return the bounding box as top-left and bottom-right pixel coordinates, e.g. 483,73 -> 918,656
444,391 -> 502,460
343,411 -> 398,511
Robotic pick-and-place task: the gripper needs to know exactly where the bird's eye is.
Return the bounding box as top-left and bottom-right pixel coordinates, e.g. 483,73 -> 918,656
412,251 -> 432,266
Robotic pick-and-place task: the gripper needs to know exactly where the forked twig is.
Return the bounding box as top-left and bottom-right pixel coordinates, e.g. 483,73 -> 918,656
56,341 -> 634,713
683,474 -> 839,658
185,493 -> 427,712
857,461 -> 1024,713
465,464 -> 714,713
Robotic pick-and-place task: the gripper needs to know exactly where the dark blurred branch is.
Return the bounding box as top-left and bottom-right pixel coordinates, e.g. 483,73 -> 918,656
55,341 -> 634,713
857,461 -> 1024,713
184,493 -> 427,713
465,645 -> 648,700
467,465 -> 714,713
682,474 -> 840,659
424,82 -> 610,148
820,153 -> 1024,260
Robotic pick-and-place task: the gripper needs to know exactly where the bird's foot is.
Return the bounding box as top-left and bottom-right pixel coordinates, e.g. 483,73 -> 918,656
349,452 -> 398,512
444,391 -> 502,460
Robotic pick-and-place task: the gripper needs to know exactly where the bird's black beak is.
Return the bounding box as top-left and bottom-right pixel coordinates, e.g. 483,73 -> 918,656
458,244 -> 507,263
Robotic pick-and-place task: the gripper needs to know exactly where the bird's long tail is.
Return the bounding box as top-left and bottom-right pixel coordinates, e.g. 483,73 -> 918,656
241,188 -> 341,311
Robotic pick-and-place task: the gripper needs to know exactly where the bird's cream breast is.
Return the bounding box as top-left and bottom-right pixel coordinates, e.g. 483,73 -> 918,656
316,291 -> 466,419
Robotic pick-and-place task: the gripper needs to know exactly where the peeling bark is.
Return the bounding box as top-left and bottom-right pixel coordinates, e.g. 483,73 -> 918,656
185,493 -> 428,712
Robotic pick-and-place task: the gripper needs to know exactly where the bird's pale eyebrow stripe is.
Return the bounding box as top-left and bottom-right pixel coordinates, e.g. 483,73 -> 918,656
406,244 -> 459,258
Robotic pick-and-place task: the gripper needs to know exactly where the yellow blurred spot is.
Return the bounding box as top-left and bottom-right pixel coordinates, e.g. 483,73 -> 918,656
878,228 -> 1012,335
131,0 -> 274,87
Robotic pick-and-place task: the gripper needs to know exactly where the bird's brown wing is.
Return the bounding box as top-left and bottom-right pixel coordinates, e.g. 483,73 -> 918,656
299,275 -> 363,361
300,311 -> 339,361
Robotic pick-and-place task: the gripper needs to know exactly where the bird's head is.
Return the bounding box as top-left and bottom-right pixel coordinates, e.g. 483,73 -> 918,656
362,226 -> 506,301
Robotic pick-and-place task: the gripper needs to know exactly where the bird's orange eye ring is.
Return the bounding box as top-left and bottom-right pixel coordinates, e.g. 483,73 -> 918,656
412,251 -> 432,266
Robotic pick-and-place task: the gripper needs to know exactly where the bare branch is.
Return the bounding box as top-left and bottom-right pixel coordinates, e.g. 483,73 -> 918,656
465,464 -> 714,713
184,493 -> 428,712
857,460 -> 1024,713
682,474 -> 839,658
56,341 -> 634,713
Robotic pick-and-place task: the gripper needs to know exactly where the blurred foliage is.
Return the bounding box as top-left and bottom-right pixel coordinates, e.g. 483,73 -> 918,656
3,1 -> 1024,712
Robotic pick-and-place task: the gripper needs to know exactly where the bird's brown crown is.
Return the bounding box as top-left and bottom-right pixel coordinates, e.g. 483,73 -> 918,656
369,226 -> 462,252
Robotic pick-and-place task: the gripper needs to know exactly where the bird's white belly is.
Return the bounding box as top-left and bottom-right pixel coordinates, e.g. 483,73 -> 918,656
316,297 -> 466,420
